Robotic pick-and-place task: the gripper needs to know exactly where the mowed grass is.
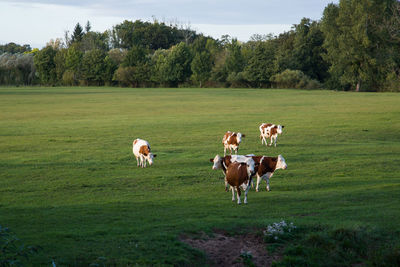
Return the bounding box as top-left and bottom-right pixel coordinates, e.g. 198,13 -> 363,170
0,87 -> 399,265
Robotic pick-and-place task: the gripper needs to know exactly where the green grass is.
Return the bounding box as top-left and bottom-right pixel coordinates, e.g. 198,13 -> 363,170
0,87 -> 399,265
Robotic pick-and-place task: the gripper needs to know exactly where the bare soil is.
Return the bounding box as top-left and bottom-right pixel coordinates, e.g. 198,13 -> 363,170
180,230 -> 281,267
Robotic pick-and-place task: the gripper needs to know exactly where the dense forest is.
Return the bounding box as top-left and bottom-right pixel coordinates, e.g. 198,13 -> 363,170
1,0 -> 399,91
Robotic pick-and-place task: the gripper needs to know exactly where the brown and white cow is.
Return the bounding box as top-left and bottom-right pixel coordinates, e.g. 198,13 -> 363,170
222,131 -> 245,156
253,155 -> 287,192
211,154 -> 287,192
132,138 -> 156,168
210,154 -> 255,191
225,159 -> 256,204
259,123 -> 284,147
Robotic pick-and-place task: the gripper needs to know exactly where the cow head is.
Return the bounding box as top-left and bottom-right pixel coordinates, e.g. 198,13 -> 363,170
245,158 -> 256,178
236,132 -> 245,143
210,155 -> 223,170
277,125 -> 284,134
276,155 -> 287,170
146,153 -> 156,165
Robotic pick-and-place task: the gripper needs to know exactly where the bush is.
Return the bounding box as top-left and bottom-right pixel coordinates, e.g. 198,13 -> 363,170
62,70 -> 77,86
271,69 -> 322,89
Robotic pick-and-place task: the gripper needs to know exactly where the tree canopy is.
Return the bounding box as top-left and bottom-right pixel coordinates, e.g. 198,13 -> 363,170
1,1 -> 400,91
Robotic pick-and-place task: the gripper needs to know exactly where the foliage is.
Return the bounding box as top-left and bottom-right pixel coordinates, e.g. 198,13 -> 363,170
0,53 -> 36,85
3,2 -> 400,90
80,49 -> 110,85
33,46 -> 57,85
271,69 -> 322,89
0,43 -> 31,54
156,42 -> 193,86
71,23 -> 84,44
110,19 -> 196,51
271,225 -> 400,267
321,0 -> 400,91
243,39 -> 277,87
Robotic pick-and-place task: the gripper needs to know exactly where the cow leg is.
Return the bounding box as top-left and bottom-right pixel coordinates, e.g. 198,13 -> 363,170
269,137 -> 273,146
224,176 -> 228,192
236,187 -> 241,204
262,135 -> 267,146
256,174 -> 262,192
244,180 -> 251,204
274,136 -> 278,147
135,156 -> 140,167
140,155 -> 145,168
231,186 -> 235,201
266,177 -> 270,191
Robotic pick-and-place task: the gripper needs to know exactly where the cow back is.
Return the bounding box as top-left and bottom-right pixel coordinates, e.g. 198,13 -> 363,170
257,156 -> 278,176
226,162 -> 249,187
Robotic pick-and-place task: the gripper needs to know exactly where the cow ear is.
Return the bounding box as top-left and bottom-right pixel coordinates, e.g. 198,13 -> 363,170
242,134 -> 246,137
153,154 -> 157,157
209,158 -> 214,162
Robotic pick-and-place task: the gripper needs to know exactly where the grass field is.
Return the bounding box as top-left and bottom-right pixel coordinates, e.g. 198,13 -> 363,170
1,87 -> 400,266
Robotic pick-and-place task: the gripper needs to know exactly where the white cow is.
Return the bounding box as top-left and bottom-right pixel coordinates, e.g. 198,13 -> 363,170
132,138 -> 156,168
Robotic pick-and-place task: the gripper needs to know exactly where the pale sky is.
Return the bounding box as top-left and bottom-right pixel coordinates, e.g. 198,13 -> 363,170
0,0 -> 338,48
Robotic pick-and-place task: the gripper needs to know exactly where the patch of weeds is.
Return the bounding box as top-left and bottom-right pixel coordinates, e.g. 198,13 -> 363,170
0,225 -> 41,266
263,220 -> 298,244
269,223 -> 400,267
239,250 -> 255,267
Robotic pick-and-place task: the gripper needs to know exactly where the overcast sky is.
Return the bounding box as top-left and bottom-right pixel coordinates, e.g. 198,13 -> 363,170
0,0 -> 338,48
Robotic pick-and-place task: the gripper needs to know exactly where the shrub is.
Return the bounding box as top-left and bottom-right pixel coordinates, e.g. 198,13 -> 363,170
271,69 -> 322,89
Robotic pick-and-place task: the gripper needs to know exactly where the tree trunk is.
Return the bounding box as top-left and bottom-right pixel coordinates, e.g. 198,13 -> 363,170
356,81 -> 361,92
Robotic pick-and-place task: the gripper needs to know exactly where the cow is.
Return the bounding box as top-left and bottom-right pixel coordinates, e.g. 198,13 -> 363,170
222,131 -> 245,156
211,154 -> 287,192
132,138 -> 156,168
259,123 -> 284,147
253,155 -> 287,192
210,154 -> 254,191
225,159 -> 256,204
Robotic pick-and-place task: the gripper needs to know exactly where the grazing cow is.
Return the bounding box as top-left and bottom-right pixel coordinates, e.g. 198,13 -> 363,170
132,138 -> 156,168
222,131 -> 245,156
254,155 -> 287,192
210,154 -> 254,191
225,159 -> 255,204
259,123 -> 284,147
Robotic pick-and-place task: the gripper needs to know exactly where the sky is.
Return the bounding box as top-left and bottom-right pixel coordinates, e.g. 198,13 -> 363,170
0,0 -> 338,48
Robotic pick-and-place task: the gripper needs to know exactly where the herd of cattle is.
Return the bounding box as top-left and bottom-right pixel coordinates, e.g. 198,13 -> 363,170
133,123 -> 287,204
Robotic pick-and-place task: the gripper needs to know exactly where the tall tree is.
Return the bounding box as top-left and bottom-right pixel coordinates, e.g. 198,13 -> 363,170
243,38 -> 277,87
71,23 -> 84,44
321,0 -> 398,91
34,46 -> 57,85
157,42 -> 193,86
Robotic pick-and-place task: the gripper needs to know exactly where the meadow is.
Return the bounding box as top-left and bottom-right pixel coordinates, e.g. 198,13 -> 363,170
0,87 -> 399,266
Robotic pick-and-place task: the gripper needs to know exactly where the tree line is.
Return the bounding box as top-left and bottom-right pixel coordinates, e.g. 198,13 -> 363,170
1,0 -> 399,92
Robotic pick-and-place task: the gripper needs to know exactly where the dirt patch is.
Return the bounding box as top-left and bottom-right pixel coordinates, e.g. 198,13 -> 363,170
180,230 -> 281,267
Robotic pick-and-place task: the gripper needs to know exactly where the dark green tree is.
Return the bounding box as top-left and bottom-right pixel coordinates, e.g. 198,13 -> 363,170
34,46 -> 57,85
80,49 -> 108,85
321,0 -> 399,91
71,23 -> 84,44
243,38 -> 277,87
157,42 -> 193,86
